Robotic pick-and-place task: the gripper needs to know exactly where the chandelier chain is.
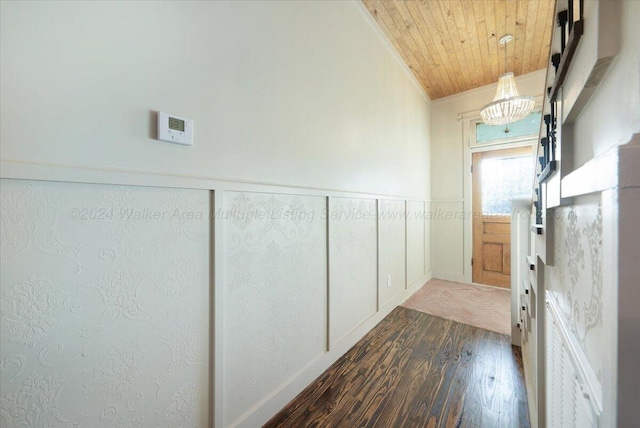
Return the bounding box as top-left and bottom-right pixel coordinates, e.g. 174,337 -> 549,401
504,38 -> 508,74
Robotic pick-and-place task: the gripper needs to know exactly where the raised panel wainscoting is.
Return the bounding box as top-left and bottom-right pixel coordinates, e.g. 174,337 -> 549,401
329,197 -> 378,345
0,179 -> 211,427
0,177 -> 432,428
222,191 -> 328,425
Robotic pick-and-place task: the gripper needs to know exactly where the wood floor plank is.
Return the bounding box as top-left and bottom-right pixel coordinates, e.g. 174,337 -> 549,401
263,307 -> 530,428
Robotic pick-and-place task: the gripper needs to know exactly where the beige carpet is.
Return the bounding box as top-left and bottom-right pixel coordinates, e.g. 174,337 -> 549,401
402,278 -> 511,335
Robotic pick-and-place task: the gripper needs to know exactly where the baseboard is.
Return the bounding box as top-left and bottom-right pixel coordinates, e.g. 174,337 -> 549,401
431,271 -> 465,283
521,346 -> 538,428
234,271 -> 432,428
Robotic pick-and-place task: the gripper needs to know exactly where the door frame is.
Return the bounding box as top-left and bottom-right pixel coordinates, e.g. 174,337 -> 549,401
471,146 -> 533,287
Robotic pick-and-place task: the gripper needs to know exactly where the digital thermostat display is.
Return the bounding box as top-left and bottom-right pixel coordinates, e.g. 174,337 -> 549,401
168,117 -> 185,132
157,112 -> 193,146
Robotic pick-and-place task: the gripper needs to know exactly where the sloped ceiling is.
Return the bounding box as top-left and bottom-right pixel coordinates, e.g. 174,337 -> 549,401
362,0 -> 555,99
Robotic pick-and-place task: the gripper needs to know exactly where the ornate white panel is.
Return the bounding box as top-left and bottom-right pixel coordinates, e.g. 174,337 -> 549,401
0,179 -> 210,427
222,191 -> 327,426
407,200 -> 426,286
329,197 -> 377,344
378,200 -> 406,306
546,297 -> 600,427
545,198 -> 603,387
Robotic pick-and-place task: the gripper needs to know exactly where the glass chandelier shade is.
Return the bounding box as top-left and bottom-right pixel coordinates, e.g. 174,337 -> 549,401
480,72 -> 535,126
480,34 -> 535,126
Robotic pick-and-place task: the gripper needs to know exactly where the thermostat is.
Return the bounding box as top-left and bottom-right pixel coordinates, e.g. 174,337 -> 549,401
158,112 -> 193,146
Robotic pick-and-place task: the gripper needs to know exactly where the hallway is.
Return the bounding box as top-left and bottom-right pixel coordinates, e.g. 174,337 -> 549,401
265,307 -> 529,428
2,1 -> 636,426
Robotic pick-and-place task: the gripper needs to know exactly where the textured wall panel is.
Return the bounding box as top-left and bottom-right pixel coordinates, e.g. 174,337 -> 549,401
546,302 -> 600,428
407,200 -> 426,286
329,197 -> 377,344
545,199 -> 604,387
378,200 -> 406,306
0,179 -> 210,427
223,191 -> 327,425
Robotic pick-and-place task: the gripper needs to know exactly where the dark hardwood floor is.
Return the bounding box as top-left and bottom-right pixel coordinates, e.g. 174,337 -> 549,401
264,307 -> 529,428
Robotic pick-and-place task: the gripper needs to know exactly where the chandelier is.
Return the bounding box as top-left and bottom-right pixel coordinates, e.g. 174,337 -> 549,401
480,34 -> 535,127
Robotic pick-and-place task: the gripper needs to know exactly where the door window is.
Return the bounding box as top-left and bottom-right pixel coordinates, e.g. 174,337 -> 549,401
481,155 -> 534,215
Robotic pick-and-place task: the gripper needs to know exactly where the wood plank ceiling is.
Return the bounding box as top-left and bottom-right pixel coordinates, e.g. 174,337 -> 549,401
362,0 -> 555,100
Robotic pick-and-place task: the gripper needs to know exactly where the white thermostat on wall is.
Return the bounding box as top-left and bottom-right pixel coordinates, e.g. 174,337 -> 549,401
157,111 -> 193,146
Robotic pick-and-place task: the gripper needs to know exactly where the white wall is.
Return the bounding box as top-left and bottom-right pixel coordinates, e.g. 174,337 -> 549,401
0,0 -> 430,199
223,191 -> 328,425
545,1 -> 640,404
378,200 -> 407,306
0,179 -> 211,427
429,71 -> 546,282
0,1 -> 432,427
329,197 -> 378,345
571,1 -> 640,167
407,200 -> 426,284
544,1 -> 640,426
545,196 -> 604,391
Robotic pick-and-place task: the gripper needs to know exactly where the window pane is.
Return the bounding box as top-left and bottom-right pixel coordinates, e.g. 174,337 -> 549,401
476,111 -> 541,144
482,156 -> 533,215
